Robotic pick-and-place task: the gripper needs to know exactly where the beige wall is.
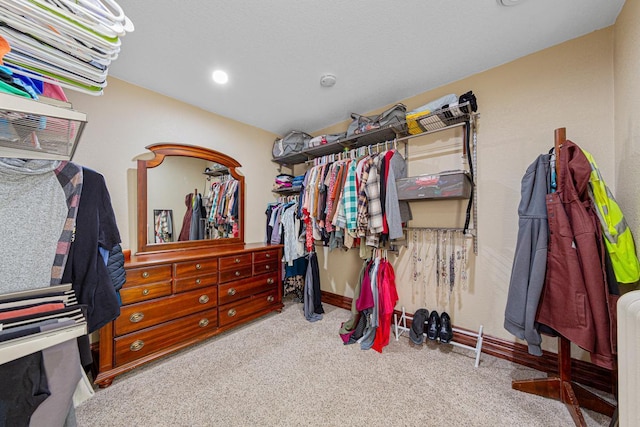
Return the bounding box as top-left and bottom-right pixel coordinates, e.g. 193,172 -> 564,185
66,78 -> 279,251
614,0 -> 640,246
66,20 -> 633,359
317,27 -> 616,356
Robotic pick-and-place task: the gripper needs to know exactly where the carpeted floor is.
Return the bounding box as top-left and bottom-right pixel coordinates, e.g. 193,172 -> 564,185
76,301 -> 614,426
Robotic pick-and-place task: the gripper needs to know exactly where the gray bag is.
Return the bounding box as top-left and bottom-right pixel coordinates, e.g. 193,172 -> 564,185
272,131 -> 312,158
346,103 -> 407,137
305,132 -> 346,148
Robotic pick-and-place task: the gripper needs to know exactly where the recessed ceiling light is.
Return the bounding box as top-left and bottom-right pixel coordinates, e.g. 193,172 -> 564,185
212,70 -> 229,85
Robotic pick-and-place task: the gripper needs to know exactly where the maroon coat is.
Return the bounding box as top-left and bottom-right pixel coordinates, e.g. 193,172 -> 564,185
536,140 -> 617,369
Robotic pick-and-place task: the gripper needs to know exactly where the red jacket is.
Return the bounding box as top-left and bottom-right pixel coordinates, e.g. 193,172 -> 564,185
536,140 -> 617,369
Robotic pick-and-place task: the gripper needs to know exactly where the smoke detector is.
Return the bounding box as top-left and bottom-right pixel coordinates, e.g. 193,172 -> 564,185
320,74 -> 337,88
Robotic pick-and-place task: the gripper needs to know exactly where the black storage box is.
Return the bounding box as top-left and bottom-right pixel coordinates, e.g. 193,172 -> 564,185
396,170 -> 472,201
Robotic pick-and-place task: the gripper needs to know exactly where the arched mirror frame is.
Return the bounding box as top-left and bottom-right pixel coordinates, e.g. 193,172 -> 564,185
137,143 -> 245,254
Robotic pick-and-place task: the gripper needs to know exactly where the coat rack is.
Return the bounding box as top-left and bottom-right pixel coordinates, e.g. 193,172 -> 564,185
510,128 -> 616,426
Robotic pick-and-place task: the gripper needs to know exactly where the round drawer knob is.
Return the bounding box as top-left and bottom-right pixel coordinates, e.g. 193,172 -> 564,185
228,308 -> 237,317
265,265 -> 271,270
129,312 -> 144,323
265,253 -> 271,258
199,295 -> 210,304
227,288 -> 236,296
267,295 -> 275,302
142,288 -> 150,296
195,263 -> 201,270
141,271 -> 149,279
195,278 -> 201,285
199,318 -> 209,328
266,278 -> 274,285
234,258 -> 240,263
235,271 -> 240,277
130,340 -> 144,352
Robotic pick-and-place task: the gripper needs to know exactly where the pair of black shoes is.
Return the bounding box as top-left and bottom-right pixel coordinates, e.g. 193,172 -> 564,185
426,311 -> 453,344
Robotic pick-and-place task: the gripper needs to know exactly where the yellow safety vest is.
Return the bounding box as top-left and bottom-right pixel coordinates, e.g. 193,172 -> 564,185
582,149 -> 640,284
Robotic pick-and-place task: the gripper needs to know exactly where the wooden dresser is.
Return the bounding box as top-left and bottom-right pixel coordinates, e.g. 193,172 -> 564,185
95,243 -> 282,387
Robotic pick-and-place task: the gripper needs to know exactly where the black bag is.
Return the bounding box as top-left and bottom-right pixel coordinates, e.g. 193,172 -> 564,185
346,103 -> 407,137
272,131 -> 312,158
458,91 -> 478,113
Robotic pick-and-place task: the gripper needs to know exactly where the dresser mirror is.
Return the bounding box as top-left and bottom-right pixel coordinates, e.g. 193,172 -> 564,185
137,143 -> 245,254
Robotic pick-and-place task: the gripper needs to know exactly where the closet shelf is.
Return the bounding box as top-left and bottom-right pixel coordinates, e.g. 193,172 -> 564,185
203,167 -> 229,177
0,92 -> 87,161
272,125 -> 402,166
0,322 -> 87,365
273,186 -> 302,195
271,103 -> 476,167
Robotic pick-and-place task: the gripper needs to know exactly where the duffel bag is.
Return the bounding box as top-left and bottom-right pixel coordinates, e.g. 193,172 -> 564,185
272,131 -> 312,158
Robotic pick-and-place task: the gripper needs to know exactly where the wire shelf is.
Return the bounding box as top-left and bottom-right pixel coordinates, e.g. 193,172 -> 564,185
0,92 -> 87,160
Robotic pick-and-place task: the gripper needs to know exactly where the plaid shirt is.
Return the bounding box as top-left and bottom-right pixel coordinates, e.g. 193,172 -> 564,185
344,159 -> 358,232
356,157 -> 374,237
366,155 -> 383,234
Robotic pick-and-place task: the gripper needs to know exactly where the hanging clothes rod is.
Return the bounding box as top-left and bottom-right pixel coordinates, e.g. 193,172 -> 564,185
405,226 -> 473,232
305,139 -> 399,165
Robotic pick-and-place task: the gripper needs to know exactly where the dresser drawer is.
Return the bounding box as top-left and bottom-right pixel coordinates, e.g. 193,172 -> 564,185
174,258 -> 218,278
219,273 -> 278,305
115,286 -> 217,336
219,253 -> 251,270
253,249 -> 279,264
253,259 -> 279,276
219,265 -> 253,283
114,308 -> 218,366
124,265 -> 172,288
219,289 -> 279,327
174,273 -> 218,293
120,281 -> 172,305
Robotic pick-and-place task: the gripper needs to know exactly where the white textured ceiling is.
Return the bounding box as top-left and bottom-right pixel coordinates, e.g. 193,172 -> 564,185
109,0 -> 625,136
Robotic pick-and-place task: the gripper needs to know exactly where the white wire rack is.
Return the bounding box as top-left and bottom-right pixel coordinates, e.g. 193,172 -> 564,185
394,306 -> 484,368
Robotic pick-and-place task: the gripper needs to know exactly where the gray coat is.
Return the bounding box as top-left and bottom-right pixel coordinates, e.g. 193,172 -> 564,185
504,153 -> 551,356
386,151 -> 412,240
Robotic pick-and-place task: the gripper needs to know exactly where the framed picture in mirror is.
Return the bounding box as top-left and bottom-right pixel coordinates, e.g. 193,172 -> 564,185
153,209 -> 174,243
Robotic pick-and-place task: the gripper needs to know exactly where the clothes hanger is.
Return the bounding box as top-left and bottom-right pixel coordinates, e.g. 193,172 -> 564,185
45,0 -> 131,36
26,0 -> 127,41
5,38 -> 110,82
3,0 -> 123,49
0,4 -> 120,74
0,24 -> 100,66
33,0 -> 127,39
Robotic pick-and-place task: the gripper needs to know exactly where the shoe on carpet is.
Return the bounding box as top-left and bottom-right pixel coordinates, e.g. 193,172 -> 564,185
439,312 -> 454,343
426,310 -> 440,341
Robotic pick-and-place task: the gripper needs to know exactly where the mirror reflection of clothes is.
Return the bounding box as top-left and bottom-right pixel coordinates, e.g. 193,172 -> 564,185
178,193 -> 193,241
205,179 -> 239,239
189,193 -> 206,240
